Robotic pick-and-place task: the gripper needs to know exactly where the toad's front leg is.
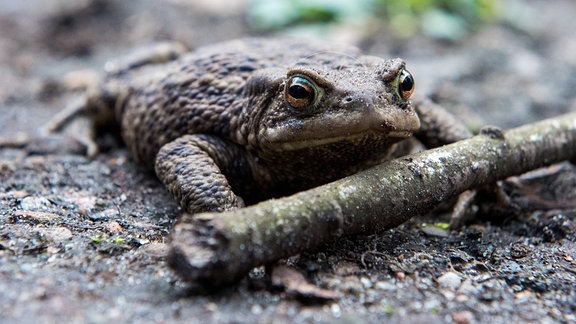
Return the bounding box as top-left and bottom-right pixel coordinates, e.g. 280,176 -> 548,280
155,134 -> 249,213
413,98 -> 472,147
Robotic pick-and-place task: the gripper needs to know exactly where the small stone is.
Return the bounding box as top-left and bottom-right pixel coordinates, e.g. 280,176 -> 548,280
14,210 -> 60,222
46,246 -> 61,254
204,302 -> 218,312
437,271 -> 462,290
73,195 -> 97,215
1,190 -> 29,200
375,281 -> 396,291
105,221 -> 124,233
88,208 -> 118,221
452,310 -> 474,324
143,242 -> 169,257
420,225 -> 449,237
251,304 -> 263,315
20,196 -> 52,211
36,226 -> 73,242
330,303 -> 341,318
360,276 -> 372,289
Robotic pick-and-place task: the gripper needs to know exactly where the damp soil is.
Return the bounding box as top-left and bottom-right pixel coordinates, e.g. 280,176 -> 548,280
1,1 -> 575,323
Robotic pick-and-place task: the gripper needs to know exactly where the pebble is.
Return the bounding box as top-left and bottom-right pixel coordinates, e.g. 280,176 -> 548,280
14,210 -> 60,222
88,208 -> 119,221
0,190 -> 28,200
330,303 -> 341,318
250,304 -> 263,315
437,271 -> 462,290
104,221 -> 123,233
452,310 -> 474,324
20,196 -> 52,211
374,281 -> 396,291
420,226 -> 449,237
143,242 -> 169,257
73,195 -> 97,215
36,226 -> 73,242
360,276 -> 372,289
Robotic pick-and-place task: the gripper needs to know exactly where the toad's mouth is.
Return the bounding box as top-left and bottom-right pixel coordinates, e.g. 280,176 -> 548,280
259,106 -> 420,151
263,129 -> 413,151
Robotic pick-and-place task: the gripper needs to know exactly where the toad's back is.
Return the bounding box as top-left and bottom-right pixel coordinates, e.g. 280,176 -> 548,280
116,38 -> 362,167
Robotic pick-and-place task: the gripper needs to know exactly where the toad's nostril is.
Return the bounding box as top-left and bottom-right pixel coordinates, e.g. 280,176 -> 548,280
342,96 -> 354,104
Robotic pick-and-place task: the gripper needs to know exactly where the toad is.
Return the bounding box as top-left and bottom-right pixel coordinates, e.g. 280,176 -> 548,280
56,38 -> 470,213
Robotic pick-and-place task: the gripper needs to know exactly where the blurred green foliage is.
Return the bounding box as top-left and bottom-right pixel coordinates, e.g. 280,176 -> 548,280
248,0 -> 502,41
248,0 -> 372,31
378,0 -> 501,39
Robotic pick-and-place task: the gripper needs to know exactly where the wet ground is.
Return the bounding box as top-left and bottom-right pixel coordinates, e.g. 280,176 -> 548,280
1,1 -> 575,323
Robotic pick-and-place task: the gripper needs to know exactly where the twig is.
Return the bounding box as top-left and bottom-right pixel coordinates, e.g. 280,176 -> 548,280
168,113 -> 576,287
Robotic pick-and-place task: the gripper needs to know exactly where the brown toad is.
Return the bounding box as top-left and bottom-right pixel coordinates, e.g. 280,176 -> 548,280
70,38 -> 469,213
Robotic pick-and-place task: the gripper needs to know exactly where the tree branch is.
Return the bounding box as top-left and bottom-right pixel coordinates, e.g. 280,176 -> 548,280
168,113 -> 576,287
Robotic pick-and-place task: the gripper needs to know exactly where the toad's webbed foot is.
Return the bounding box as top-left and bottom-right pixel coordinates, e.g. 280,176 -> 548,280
413,98 -> 472,148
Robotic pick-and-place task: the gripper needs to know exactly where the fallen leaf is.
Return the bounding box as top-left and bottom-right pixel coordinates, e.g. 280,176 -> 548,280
272,265 -> 341,302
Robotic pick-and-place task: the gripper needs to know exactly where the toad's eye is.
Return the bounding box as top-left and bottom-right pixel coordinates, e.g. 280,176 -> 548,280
398,69 -> 415,100
285,75 -> 321,109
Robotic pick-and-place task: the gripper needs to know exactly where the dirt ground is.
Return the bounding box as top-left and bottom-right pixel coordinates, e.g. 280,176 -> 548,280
1,0 -> 575,323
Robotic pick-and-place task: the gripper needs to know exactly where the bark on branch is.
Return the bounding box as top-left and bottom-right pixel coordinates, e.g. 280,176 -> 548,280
168,113 -> 576,287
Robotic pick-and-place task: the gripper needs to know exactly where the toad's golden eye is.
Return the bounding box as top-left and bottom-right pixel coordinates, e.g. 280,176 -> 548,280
398,69 -> 415,100
285,75 -> 319,109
